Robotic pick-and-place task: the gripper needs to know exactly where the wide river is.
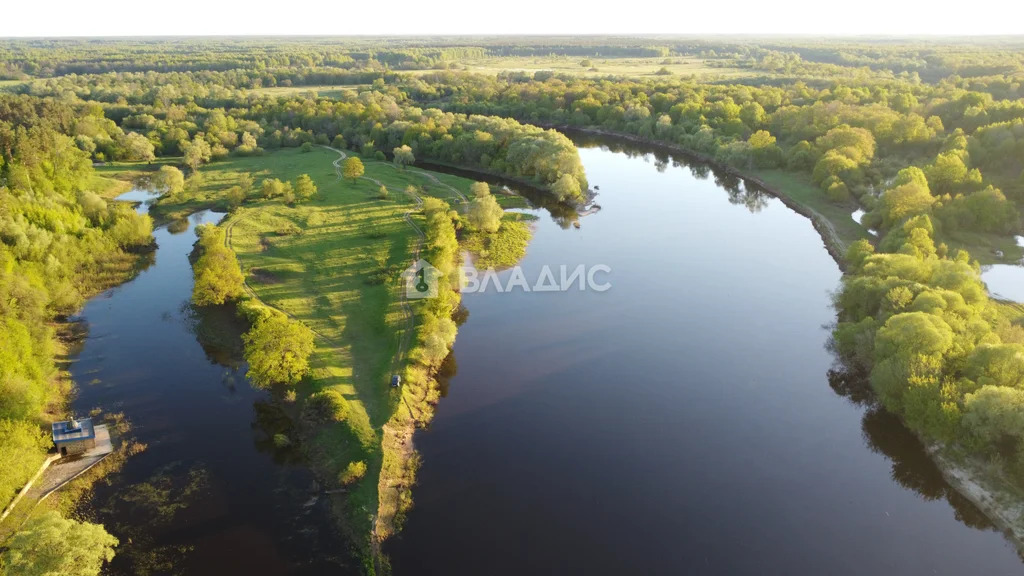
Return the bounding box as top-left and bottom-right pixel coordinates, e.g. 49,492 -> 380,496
386,137 -> 1024,575
70,192 -> 351,574
69,138 -> 1024,575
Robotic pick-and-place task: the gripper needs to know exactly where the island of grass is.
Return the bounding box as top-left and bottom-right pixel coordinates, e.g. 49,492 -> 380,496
130,146 -> 535,562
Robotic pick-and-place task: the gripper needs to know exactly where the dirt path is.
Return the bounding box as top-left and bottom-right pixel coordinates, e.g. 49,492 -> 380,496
406,168 -> 468,204
321,146 -> 424,372
322,146 -> 423,571
223,211 -> 339,346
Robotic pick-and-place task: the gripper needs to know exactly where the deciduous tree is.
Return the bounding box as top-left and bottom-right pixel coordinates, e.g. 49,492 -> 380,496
468,194 -> 503,233
393,145 -> 415,169
243,314 -> 315,389
343,157 -> 364,183
1,512 -> 118,576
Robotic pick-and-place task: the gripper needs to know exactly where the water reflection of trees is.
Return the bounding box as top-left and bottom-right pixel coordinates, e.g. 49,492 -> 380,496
185,302 -> 248,368
827,365 -> 996,532
167,218 -> 190,235
252,400 -> 303,464
571,132 -> 774,213
90,462 -> 213,575
435,351 -> 459,399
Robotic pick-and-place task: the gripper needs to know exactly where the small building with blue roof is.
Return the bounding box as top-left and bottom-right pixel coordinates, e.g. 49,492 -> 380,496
52,417 -> 97,457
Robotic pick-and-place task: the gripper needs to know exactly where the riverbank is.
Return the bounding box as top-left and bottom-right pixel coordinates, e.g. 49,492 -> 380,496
931,445 -> 1024,555
542,124 -> 870,269
0,183 -> 153,544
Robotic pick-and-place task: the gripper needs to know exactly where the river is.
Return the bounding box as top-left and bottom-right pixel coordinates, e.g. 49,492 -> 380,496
982,235 -> 1024,303
385,138 -> 1024,574
69,190 -> 351,574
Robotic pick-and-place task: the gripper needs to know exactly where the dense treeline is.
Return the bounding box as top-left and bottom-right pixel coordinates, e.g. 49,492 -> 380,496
0,95 -> 153,511
379,196 -> 462,537
244,94 -> 588,197
0,38 -> 677,79
17,76 -> 589,201
191,225 -> 244,306
834,223 -> 1024,474
406,71 -> 1023,238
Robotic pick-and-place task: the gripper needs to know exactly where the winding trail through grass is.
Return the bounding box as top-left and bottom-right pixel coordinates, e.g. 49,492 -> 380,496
323,146 -> 424,373
223,205 -> 340,345
323,146 -> 425,568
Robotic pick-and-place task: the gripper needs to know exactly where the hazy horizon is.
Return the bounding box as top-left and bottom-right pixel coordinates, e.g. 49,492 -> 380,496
3,0 -> 1023,37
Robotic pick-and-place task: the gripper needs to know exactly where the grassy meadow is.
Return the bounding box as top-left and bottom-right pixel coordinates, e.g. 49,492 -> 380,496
142,147 -> 500,548
413,55 -> 750,79
249,85 -> 368,98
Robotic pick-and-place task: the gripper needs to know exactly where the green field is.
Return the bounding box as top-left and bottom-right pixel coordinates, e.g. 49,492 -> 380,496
413,55 -> 750,79
0,79 -> 26,92
249,85 -> 368,99
164,148 -> 480,544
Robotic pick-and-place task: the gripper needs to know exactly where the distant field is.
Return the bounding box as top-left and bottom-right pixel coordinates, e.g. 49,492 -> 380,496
413,55 -> 750,79
0,79 -> 25,92
250,85 -> 368,98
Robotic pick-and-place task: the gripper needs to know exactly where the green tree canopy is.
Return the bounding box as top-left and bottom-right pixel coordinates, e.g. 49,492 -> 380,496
342,157 -> 365,183
295,174 -> 317,202
242,314 -> 315,389
873,168 -> 936,229
467,194 -> 503,233
181,134 -> 212,173
550,174 -> 583,204
393,145 -> 415,169
191,225 -> 244,306
470,181 -> 491,198
0,419 -> 49,511
260,178 -> 286,199
1,512 -> 118,576
154,165 -> 185,197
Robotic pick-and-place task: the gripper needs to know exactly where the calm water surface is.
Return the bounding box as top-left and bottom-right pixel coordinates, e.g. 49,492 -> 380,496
70,191 -> 351,574
387,140 -> 1024,575
983,236 -> 1024,303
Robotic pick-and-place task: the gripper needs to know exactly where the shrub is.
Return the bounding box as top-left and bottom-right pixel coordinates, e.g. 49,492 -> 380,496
301,390 -> 350,426
339,461 -> 367,485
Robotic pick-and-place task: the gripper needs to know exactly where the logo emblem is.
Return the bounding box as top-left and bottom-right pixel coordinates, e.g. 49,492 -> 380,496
404,259 -> 441,300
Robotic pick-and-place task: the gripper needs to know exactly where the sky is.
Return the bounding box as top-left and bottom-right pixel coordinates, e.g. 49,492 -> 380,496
2,0 -> 1023,37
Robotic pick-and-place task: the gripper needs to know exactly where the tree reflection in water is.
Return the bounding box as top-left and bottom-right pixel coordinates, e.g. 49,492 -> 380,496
827,366 -> 997,532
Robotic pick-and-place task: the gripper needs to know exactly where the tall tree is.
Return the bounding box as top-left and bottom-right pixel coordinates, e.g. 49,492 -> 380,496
342,157 -> 365,183
468,194 -> 503,233
1,512 -> 118,576
181,134 -> 212,173
243,314 -> 315,389
470,181 -> 491,198
295,174 -> 317,201
393,145 -> 415,169
551,174 -> 583,203
154,165 -> 185,197
191,225 -> 244,306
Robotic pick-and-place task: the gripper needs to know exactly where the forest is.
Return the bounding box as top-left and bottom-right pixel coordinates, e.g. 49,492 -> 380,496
0,94 -> 153,563
1,36 -> 1024,574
